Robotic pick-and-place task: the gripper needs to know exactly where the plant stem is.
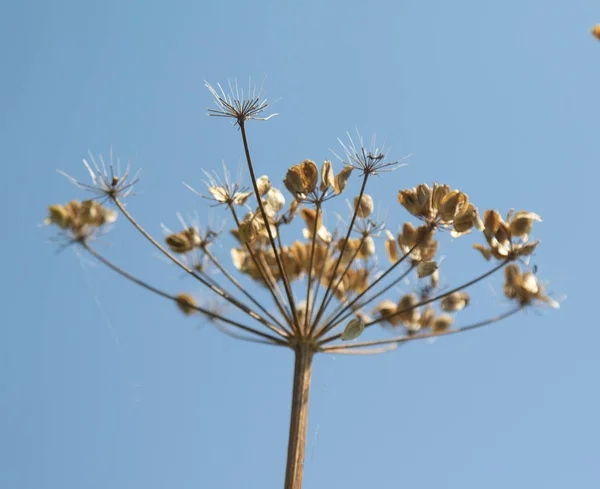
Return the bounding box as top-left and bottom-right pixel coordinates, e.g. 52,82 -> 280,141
284,345 -> 314,489
239,121 -> 300,332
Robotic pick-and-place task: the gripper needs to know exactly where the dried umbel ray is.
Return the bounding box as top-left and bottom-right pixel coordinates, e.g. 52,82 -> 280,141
44,80 -> 558,489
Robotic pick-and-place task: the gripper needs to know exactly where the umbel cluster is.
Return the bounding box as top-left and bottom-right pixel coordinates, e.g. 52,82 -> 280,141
44,81 -> 557,355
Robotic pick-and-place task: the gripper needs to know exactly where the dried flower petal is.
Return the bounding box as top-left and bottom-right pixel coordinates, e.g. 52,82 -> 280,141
354,194 -> 374,218
417,261 -> 438,278
385,230 -> 399,263
440,292 -> 470,312
509,211 -> 542,240
320,160 -> 334,192
257,175 -> 272,196
433,314 -> 453,332
333,166 -> 353,195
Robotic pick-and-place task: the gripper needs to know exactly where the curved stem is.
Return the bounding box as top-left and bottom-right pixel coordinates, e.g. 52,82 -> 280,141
203,247 -> 291,336
321,305 -> 523,351
81,242 -> 287,346
284,345 -> 314,489
239,122 -> 300,332
112,197 -> 288,339
321,259 -> 511,345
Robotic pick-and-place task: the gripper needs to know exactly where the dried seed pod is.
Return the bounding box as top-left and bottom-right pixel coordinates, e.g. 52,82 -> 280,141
473,243 -> 492,261
176,293 -> 197,316
358,236 -> 375,258
419,307 -> 435,328
398,189 -> 421,216
265,188 -> 286,215
440,292 -> 470,312
333,166 -> 353,194
354,194 -> 374,218
592,24 -> 600,40
509,211 -> 542,240
320,160 -> 334,192
373,299 -> 401,326
256,175 -> 271,196
417,261 -> 438,278
165,228 -> 200,254
45,204 -> 70,229
438,190 -> 469,223
232,191 -> 253,206
432,314 -> 453,332
384,230 -> 399,263
341,318 -> 365,341
283,160 -> 318,199
396,293 -> 420,327
430,269 -> 439,289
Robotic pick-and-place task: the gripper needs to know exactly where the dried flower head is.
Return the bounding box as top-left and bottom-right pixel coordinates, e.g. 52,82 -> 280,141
185,164 -> 252,207
504,264 -> 559,309
284,160 -> 319,200
474,209 -> 541,261
334,131 -> 405,175
44,200 -> 117,242
59,150 -> 140,201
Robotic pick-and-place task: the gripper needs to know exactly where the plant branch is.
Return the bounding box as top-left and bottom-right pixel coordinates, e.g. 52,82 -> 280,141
81,241 -> 288,346
321,305 -> 523,351
239,122 -> 300,333
320,259 -> 511,345
112,197 -> 288,338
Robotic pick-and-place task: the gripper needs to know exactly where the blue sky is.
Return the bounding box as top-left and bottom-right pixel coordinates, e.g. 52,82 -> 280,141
1,0 -> 599,488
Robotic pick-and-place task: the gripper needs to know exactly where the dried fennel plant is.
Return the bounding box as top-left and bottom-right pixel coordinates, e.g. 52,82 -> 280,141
44,81 -> 558,489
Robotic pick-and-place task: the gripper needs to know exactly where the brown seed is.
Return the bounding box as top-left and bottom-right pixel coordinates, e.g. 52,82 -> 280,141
176,293 -> 197,316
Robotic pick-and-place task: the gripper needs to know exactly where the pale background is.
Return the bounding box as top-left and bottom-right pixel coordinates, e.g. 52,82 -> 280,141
1,1 -> 598,488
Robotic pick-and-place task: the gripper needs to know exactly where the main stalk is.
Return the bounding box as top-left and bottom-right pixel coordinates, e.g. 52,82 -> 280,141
284,344 -> 314,489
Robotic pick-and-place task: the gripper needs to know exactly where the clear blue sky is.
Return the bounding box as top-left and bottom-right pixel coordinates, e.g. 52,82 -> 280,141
1,1 -> 599,488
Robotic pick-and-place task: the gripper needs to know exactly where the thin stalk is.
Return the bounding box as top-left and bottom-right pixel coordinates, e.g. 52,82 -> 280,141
322,266 -> 415,335
315,244 -> 418,339
203,247 -> 291,336
303,202 -> 321,336
320,259 -> 511,345
239,122 -> 300,332
305,235 -> 334,328
321,306 -> 523,351
82,242 -> 287,346
284,345 -> 314,489
310,234 -> 367,336
112,197 -> 287,338
229,205 -> 294,327
311,173 -> 369,330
